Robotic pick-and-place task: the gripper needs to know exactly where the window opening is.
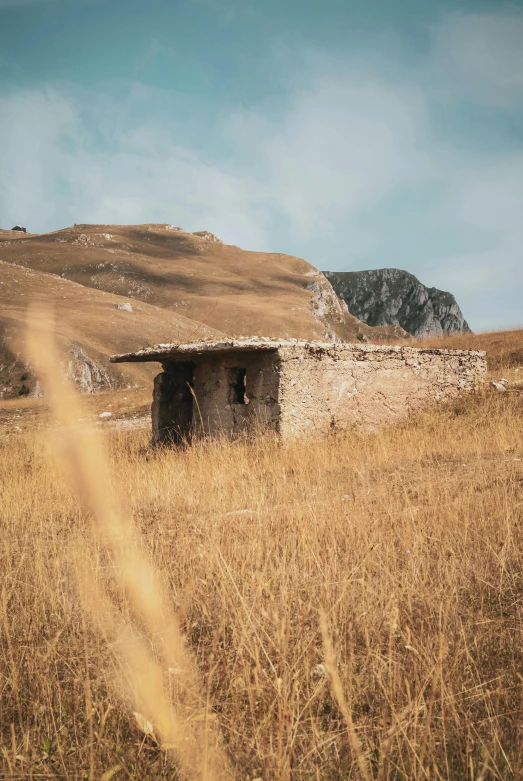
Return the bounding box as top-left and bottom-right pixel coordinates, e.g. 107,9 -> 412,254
228,367 -> 247,404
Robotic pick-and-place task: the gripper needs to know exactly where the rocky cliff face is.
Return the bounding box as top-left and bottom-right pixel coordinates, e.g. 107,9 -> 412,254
323,269 -> 471,338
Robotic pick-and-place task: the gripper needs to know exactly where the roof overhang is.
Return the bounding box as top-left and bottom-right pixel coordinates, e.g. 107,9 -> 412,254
110,338 -> 297,363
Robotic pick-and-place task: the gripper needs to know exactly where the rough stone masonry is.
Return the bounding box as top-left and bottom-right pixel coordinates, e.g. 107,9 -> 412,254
111,338 -> 487,444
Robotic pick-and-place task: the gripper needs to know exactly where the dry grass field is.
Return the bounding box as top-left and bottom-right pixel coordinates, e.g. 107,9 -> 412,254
1,328 -> 522,780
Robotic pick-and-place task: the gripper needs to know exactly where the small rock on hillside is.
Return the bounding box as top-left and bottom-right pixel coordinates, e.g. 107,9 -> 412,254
324,268 -> 471,338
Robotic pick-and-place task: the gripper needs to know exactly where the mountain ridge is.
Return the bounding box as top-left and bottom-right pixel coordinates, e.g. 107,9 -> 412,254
324,268 -> 471,338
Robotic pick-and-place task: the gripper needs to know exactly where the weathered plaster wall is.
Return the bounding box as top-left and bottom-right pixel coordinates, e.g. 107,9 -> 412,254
276,344 -> 486,438
155,349 -> 281,440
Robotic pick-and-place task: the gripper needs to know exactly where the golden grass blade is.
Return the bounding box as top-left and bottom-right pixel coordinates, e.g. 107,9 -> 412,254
320,609 -> 372,781
26,305 -> 230,781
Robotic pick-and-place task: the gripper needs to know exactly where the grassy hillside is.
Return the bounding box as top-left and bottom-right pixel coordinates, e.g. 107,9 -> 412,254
0,259 -> 217,398
0,223 -> 403,345
0,329 -> 522,779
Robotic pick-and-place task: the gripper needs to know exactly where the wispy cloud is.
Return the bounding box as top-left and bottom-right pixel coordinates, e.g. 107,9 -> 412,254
220,19 -> 523,329
0,86 -> 270,250
427,9 -> 523,108
0,7 -> 522,329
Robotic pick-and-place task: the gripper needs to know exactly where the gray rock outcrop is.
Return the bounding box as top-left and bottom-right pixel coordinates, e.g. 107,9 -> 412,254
192,230 -> 223,244
323,268 -> 471,338
305,270 -> 352,340
63,344 -> 112,393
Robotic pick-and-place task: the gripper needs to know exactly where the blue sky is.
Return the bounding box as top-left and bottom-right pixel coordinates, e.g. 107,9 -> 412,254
0,0 -> 522,330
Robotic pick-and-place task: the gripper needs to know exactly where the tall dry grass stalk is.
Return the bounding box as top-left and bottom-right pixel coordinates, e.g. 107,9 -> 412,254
23,306 -> 231,781
1,325 -> 522,779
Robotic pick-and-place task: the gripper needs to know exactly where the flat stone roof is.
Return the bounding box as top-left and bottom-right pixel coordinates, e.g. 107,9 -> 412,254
110,338 -> 486,363
111,337 -> 305,362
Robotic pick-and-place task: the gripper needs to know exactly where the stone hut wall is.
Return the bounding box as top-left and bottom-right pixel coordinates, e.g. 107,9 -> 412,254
153,349 -> 281,442
276,343 -> 486,439
141,339 -> 486,444
192,350 -> 281,435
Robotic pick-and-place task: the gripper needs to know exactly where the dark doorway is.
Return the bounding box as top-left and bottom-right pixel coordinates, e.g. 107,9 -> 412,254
228,367 -> 247,404
152,361 -> 195,445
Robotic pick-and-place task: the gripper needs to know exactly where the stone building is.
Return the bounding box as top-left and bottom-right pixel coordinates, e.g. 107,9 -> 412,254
110,338 -> 486,445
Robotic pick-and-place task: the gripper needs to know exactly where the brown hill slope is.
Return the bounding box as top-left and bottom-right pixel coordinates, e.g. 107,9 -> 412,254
0,260 -> 217,398
0,224 -> 404,343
